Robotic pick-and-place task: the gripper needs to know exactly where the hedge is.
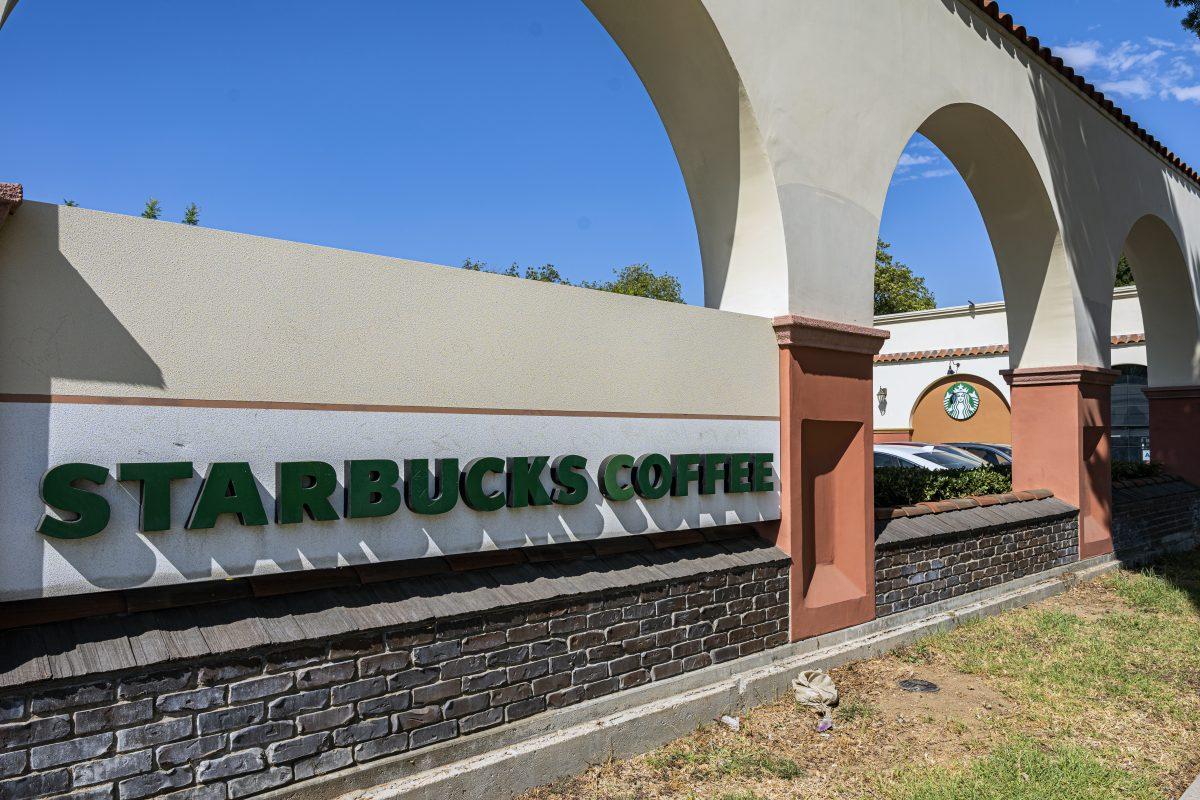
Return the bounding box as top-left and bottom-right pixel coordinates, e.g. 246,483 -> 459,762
875,465 -> 1013,508
1111,460 -> 1163,481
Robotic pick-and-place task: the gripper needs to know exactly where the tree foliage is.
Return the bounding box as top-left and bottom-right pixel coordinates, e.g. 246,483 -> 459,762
141,198 -> 162,220
1115,254 -> 1135,287
874,238 -> 936,315
62,199 -> 79,207
1167,0 -> 1200,36
582,263 -> 683,303
462,259 -> 683,303
182,202 -> 201,226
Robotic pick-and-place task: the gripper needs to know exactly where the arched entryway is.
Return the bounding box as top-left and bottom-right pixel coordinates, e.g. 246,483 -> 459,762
909,374 -> 1011,445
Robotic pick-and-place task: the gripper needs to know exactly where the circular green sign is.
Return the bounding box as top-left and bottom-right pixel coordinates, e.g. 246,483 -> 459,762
943,382 -> 980,421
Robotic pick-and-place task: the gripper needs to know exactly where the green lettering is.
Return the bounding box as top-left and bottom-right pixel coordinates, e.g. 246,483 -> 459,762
550,454 -> 588,506
186,462 -> 268,529
506,456 -> 552,509
37,463 -> 111,539
344,459 -> 402,519
752,453 -> 775,492
670,454 -> 702,497
404,458 -> 459,515
700,453 -> 729,495
461,457 -> 506,512
632,453 -> 671,500
276,461 -> 339,524
117,461 -> 193,532
599,454 -> 635,501
726,453 -> 754,494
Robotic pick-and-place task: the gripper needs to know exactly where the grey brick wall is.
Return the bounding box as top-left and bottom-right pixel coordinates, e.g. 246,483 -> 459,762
875,513 -> 1079,617
0,563 -> 788,800
1112,479 -> 1200,564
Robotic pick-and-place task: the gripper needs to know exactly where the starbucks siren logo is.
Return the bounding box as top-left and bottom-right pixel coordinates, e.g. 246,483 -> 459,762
943,382 -> 980,421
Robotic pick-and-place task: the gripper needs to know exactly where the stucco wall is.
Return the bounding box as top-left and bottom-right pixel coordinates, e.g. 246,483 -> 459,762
0,204 -> 783,601
873,289 -> 1149,436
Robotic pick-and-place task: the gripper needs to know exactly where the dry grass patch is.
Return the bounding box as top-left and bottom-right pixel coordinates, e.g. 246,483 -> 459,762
521,551 -> 1200,800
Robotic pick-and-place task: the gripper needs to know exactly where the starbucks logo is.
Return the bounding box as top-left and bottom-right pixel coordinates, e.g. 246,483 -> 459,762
943,382 -> 980,421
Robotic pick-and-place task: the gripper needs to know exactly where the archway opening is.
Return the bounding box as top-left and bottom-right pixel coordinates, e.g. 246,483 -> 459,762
1121,214 -> 1200,388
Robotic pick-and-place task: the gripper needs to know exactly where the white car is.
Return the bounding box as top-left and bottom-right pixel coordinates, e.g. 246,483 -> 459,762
873,443 -> 983,471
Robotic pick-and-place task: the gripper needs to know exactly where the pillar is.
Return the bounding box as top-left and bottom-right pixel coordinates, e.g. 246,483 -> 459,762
1004,366 -> 1118,559
1144,386 -> 1200,487
773,315 -> 889,641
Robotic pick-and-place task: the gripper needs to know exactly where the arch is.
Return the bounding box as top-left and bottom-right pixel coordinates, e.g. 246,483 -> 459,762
583,0 -> 787,317
908,373 -> 1011,445
1120,214 -> 1200,387
891,103 -> 1077,369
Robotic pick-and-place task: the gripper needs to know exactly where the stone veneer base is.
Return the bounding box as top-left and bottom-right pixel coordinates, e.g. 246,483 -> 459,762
264,554 -> 1120,800
0,544 -> 788,800
874,498 -> 1080,617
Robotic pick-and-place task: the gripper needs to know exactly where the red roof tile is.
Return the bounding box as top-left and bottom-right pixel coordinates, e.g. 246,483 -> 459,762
969,1 -> 1199,186
874,333 -> 1144,363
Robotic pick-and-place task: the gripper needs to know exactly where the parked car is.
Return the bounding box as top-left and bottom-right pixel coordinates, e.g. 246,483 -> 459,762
885,442 -> 990,469
874,443 -> 982,471
947,442 -> 1012,466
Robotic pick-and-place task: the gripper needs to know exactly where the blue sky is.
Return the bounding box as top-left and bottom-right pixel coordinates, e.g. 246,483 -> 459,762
2,1 -> 1197,308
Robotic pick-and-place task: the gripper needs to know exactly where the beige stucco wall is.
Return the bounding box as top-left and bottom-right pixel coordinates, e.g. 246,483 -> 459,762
0,202 -> 779,417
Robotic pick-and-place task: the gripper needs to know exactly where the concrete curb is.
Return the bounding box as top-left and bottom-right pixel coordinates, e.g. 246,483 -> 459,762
264,554 -> 1119,800
1182,772 -> 1200,800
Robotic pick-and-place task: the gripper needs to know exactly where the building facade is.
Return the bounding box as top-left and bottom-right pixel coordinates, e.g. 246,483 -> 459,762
874,286 -> 1152,462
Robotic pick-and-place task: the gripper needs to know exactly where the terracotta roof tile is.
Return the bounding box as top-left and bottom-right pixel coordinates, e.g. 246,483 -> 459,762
875,333 -> 1144,363
969,0 -> 1200,188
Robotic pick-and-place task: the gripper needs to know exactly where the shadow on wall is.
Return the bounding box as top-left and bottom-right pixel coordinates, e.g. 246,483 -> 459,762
1022,30 -> 1200,384
0,202 -> 166,593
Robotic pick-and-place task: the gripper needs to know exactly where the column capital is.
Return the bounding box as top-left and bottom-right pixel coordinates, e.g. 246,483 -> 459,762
1143,385 -> 1200,400
772,314 -> 889,355
1001,364 -> 1119,387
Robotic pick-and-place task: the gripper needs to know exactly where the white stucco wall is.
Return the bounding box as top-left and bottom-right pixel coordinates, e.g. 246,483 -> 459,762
873,287 -> 1148,432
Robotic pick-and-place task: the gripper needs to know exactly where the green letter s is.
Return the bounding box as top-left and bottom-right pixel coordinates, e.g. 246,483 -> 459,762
37,463 -> 111,539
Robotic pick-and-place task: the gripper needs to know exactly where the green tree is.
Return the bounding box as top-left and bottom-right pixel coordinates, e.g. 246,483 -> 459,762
141,198 -> 161,220
1166,0 -> 1200,36
182,202 -> 200,226
461,259 -> 683,302
62,199 -> 79,207
582,263 -> 683,303
874,238 -> 936,315
1115,254 -> 1135,287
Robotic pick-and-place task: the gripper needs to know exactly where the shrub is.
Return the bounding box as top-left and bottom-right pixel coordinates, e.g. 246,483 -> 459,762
875,465 -> 1012,508
1111,460 -> 1163,481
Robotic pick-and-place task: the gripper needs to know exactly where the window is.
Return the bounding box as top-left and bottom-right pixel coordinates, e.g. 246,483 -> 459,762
1111,364 -> 1149,463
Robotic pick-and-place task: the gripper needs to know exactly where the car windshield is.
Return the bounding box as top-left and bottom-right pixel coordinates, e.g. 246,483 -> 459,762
911,450 -> 977,469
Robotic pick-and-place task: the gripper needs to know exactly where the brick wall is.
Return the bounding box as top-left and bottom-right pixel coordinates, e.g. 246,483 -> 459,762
0,559 -> 787,800
1111,477 -> 1200,564
874,497 -> 1079,617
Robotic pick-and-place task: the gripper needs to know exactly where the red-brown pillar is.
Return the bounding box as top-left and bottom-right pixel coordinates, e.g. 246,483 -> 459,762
1145,386 -> 1200,487
773,315 -> 889,641
1004,366 -> 1118,559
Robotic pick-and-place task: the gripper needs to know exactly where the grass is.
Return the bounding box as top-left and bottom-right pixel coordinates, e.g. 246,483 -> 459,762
521,550 -> 1200,800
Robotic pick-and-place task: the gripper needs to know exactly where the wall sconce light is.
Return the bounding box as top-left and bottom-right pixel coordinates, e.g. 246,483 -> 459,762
876,386 -> 888,414
946,361 -> 961,375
